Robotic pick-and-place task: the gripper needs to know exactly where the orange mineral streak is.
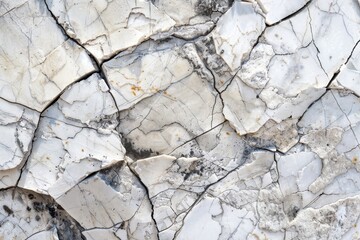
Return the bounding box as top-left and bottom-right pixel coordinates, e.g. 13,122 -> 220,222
131,85 -> 142,96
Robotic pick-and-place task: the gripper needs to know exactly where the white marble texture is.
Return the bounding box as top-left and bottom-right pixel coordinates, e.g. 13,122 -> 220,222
256,0 -> 310,24
116,52 -> 225,156
0,188 -> 83,239
18,74 -> 125,197
0,99 -> 39,171
0,98 -> 40,189
331,42 -> 360,96
1,0 -> 360,239
211,1 -> 265,71
0,0 -> 96,111
103,42 -> 194,111
46,0 -> 176,62
57,162 -> 157,239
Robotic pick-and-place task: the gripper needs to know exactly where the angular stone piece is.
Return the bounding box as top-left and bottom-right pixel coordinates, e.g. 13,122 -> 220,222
0,0 -> 96,111
56,162 -> 158,239
0,188 -> 83,240
117,57 -> 225,156
222,0 -> 360,136
103,42 -> 194,111
46,0 -> 176,62
0,99 -> 39,171
211,1 -> 265,71
331,43 -> 360,96
18,74 -> 125,197
1,0 -> 360,239
256,0 -> 310,24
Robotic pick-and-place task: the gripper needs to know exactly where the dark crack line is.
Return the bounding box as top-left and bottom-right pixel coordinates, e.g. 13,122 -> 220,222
297,37 -> 360,125
220,24 -> 267,96
43,0 -> 101,66
307,8 -> 329,78
168,120 -> 226,155
0,96 -> 39,113
4,186 -> 87,240
265,0 -> 313,27
126,162 -> 160,240
173,149 -> 276,239
43,0 -> 121,104
44,0 -> 119,103
13,114 -> 42,197
25,228 -> 55,240
40,70 -> 98,114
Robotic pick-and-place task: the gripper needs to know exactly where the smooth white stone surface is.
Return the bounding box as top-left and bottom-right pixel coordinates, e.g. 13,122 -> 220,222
256,0 -> 310,24
211,1 -> 265,71
331,43 -> 360,96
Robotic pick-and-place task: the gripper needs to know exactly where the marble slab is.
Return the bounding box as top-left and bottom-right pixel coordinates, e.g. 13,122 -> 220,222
0,0 -> 96,111
1,0 -> 360,239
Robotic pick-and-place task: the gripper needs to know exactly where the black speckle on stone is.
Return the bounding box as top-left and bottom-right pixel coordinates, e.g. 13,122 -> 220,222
184,172 -> 191,181
324,212 -> 336,224
122,138 -> 153,159
98,162 -> 124,191
119,222 -> 125,229
11,188 -> 85,240
47,204 -> 57,218
33,202 -> 45,212
3,205 -> 13,215
195,0 -> 232,15
56,212 -> 86,240
57,204 -> 64,210
189,149 -> 194,156
288,206 -> 299,220
195,0 -> 214,15
242,146 -> 253,159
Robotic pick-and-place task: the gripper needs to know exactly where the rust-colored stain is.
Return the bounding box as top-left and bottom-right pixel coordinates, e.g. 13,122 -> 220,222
131,85 -> 142,96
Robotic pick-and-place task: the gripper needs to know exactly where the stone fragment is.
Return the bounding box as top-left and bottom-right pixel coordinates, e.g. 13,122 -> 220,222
46,0 -> 176,62
18,74 -> 125,197
0,0 -> 96,111
0,188 -> 83,240
57,162 -> 158,239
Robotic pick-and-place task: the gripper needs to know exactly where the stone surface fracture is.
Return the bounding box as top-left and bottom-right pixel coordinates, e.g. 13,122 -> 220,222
0,0 -> 360,239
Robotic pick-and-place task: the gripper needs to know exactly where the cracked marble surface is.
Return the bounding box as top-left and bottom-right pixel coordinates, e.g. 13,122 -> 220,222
1,0 -> 360,239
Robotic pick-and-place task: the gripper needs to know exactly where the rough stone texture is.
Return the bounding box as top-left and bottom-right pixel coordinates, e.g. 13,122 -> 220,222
1,0 -> 360,239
